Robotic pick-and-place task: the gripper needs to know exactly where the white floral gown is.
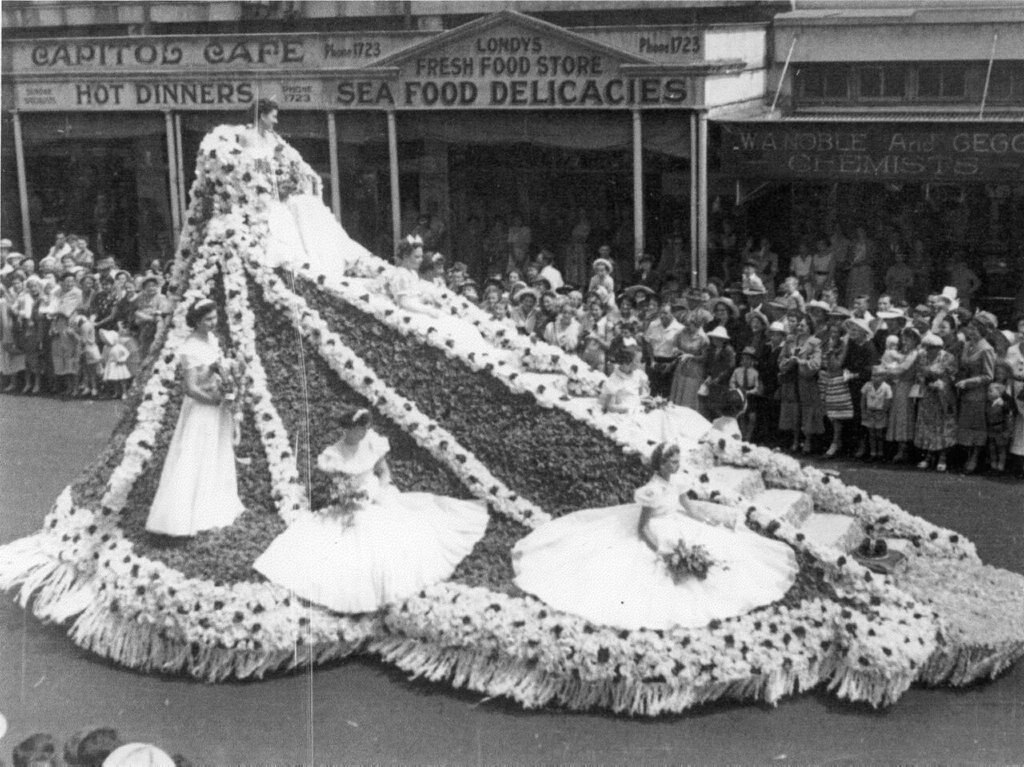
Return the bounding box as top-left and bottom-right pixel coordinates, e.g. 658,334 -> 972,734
383,267 -> 492,355
512,474 -> 797,630
253,431 -> 488,613
146,335 -> 244,536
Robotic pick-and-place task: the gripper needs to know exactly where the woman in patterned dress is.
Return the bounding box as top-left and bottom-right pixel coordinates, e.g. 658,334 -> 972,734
913,332 -> 958,472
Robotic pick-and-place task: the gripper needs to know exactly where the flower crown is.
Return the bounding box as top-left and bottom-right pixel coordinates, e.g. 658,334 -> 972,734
404,235 -> 424,247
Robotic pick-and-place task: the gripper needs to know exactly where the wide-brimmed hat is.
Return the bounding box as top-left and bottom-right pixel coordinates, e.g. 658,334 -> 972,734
843,317 -> 872,336
877,309 -> 906,320
592,258 -> 613,272
0,238 -> 12,249
710,297 -> 739,318
768,321 -> 787,333
102,743 -> 175,767
5,252 -> 25,265
512,286 -> 539,303
921,331 -> 944,347
971,310 -> 998,330
828,306 -> 853,320
740,345 -> 758,357
707,325 -> 730,341
806,300 -> 830,313
623,284 -> 656,299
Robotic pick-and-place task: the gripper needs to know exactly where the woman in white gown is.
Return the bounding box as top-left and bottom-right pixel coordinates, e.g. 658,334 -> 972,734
513,443 -> 798,630
253,408 -> 489,613
599,339 -> 713,446
249,98 -> 370,278
382,236 -> 492,355
146,300 -> 245,537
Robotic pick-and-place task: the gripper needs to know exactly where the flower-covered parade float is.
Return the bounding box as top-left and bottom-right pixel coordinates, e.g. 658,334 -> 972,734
1,123 -> 1022,716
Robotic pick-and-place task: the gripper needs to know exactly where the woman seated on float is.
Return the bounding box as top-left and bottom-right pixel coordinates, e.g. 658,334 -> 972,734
513,442 -> 797,630
599,338 -> 713,447
254,407 -> 488,613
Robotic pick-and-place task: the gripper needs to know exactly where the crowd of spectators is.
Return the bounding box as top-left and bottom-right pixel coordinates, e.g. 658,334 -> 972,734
9,726 -> 190,766
0,234 -> 172,399
425,237 -> 1024,478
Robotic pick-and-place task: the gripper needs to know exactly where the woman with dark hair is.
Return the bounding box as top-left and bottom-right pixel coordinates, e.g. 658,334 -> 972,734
145,299 -> 244,536
820,322 -> 854,458
782,315 -> 825,454
512,441 -> 797,630
254,407 -> 487,613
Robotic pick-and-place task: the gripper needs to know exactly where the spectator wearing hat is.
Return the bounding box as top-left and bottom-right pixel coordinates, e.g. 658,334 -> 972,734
643,300 -> 684,398
706,296 -> 745,350
16,275 -> 48,394
756,321 -> 786,445
955,313 -> 997,473
1,251 -> 25,279
133,276 -> 170,357
509,286 -> 539,336
588,255 -> 616,303
669,308 -> 710,410
913,332 -> 958,472
700,324 -> 736,420
51,271 -> 83,319
843,316 -> 880,458
861,365 -> 894,460
885,326 -> 923,463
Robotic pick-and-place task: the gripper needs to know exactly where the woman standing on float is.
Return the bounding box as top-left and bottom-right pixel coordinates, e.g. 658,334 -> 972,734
146,300 -> 244,537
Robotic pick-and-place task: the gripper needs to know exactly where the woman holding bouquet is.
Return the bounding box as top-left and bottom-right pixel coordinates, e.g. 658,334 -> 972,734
253,408 -> 488,613
513,443 -> 797,630
145,300 -> 245,537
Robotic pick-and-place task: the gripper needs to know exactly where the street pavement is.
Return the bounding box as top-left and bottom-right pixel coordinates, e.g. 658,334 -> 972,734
1,396 -> 1022,765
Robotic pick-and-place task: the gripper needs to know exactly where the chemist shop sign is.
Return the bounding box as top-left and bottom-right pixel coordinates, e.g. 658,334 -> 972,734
719,123 -> 1024,183
334,19 -> 695,110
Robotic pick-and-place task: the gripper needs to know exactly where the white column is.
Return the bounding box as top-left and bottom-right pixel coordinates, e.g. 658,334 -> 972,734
689,111 -> 698,289
12,111 -> 33,258
697,111 -> 709,287
327,112 -> 342,222
631,109 -> 644,264
164,111 -> 181,237
387,109 -> 401,254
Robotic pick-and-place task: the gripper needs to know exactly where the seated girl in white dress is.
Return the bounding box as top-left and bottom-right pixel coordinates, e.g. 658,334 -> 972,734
513,443 -> 798,630
253,408 -> 489,613
599,339 -> 713,447
146,300 -> 245,537
382,236 -> 491,355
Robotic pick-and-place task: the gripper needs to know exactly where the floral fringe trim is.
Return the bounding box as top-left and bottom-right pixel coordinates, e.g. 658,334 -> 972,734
920,641 -> 1024,687
369,635 -> 917,714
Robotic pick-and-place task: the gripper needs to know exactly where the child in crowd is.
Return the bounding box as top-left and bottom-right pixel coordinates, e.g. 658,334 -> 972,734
730,346 -> 762,441
50,313 -> 81,396
861,365 -> 893,460
986,380 -> 1013,473
75,312 -> 101,397
101,328 -> 132,399
580,335 -> 606,372
881,334 -> 903,370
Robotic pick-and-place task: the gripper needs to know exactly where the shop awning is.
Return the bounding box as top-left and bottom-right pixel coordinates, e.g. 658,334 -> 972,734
710,105 -> 1024,123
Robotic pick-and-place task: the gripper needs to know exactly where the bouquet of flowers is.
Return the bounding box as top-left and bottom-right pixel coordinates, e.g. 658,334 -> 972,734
210,354 -> 247,445
662,539 -> 720,583
322,476 -> 369,529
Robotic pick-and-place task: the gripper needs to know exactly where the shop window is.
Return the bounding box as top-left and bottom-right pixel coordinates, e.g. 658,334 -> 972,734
796,65 -> 850,102
917,64 -> 967,100
856,65 -> 906,100
988,62 -> 1024,104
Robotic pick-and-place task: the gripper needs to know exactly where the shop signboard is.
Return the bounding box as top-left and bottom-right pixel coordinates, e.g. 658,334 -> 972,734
332,18 -> 696,110
719,122 -> 1024,183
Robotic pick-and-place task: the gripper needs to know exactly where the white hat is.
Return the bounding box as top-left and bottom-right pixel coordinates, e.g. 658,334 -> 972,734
768,321 -> 787,333
102,742 -> 175,767
0,238 -> 13,249
921,331 -> 944,347
877,309 -> 906,320
592,258 -> 613,273
806,300 -> 830,313
741,275 -> 766,295
843,317 -> 872,337
707,325 -> 730,340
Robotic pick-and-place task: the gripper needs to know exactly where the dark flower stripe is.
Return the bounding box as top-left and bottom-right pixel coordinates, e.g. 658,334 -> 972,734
249,279 -> 529,593
288,273 -> 649,517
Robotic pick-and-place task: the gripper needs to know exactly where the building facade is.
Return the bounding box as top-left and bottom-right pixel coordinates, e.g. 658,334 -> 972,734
2,0 -> 779,282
